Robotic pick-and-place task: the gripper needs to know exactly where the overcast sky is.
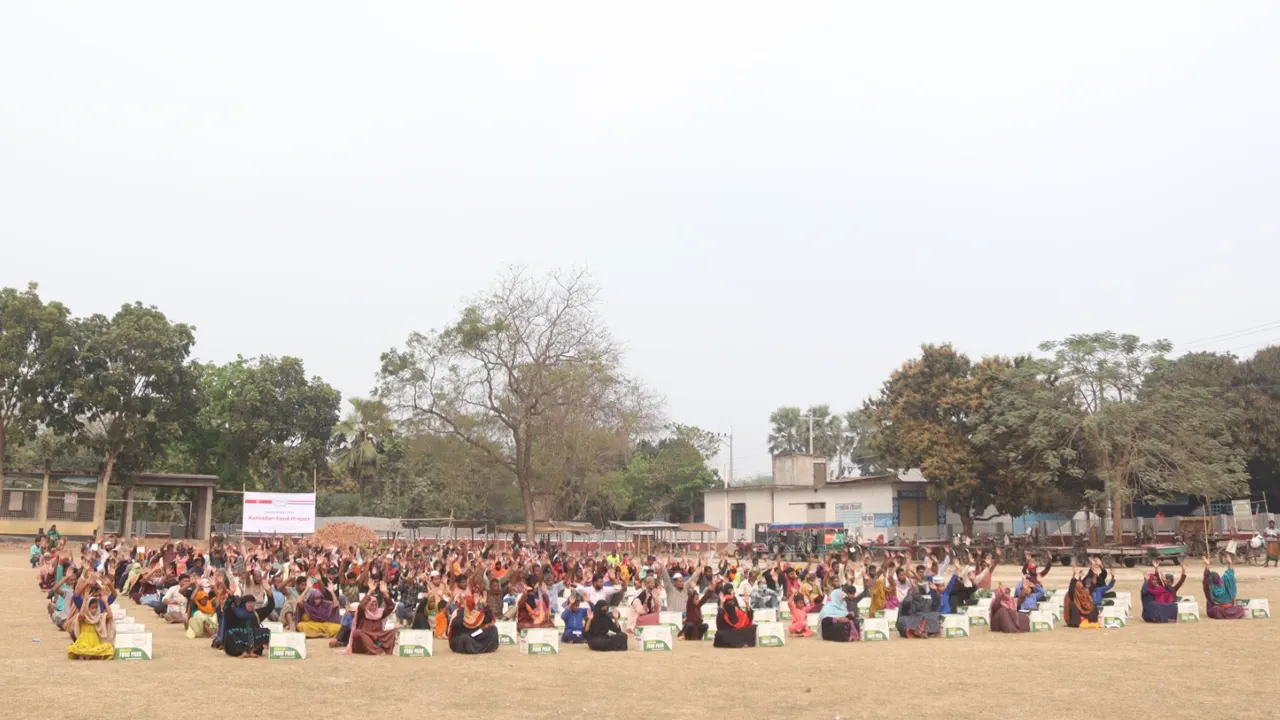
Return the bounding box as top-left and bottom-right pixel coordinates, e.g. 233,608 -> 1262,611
2,2 -> 1278,477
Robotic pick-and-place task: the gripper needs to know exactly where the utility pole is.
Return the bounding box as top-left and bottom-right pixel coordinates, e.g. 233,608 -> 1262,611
803,412 -> 815,454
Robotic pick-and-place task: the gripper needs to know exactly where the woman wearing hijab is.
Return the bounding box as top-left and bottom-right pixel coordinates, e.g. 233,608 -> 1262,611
584,599 -> 629,651
297,588 -> 342,638
818,586 -> 860,642
222,592 -> 274,657
1203,555 -> 1246,619
713,586 -> 757,648
348,580 -> 398,654
64,575 -> 116,660
1064,567 -> 1100,628
988,585 -> 1030,633
1140,561 -> 1184,623
447,595 -> 500,654
894,580 -> 942,638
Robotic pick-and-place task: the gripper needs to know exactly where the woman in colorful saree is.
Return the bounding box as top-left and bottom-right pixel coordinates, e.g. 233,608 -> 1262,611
1202,555 -> 1246,619
296,588 -> 342,639
988,585 -> 1029,633
584,599 -> 629,652
223,593 -> 274,657
1140,561 -> 1184,624
1065,567 -> 1101,628
348,582 -> 398,654
516,577 -> 554,631
866,565 -> 888,618
818,586 -> 860,642
64,576 -> 116,660
447,595 -> 499,654
713,586 -> 756,648
185,583 -> 219,639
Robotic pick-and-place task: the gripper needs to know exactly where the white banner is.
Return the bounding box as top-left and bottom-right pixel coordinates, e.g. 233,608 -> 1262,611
243,492 -> 316,534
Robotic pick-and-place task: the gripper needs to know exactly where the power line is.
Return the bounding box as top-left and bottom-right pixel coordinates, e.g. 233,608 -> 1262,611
1227,336 -> 1280,354
1180,320 -> 1280,351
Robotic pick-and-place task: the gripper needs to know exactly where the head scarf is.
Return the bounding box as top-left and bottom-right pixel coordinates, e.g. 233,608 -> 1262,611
1209,569 -> 1235,606
1145,573 -> 1174,604
585,600 -> 621,638
67,594 -> 116,643
192,589 -> 215,615
303,588 -> 336,623
818,588 -> 850,620
720,594 -> 752,630
461,595 -> 484,629
1071,579 -> 1095,615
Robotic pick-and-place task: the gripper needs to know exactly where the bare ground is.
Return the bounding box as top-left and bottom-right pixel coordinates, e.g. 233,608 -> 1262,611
2,549 -> 1277,720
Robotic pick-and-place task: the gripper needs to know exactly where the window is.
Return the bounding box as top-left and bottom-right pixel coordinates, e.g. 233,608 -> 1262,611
730,503 -> 746,530
806,502 -> 826,510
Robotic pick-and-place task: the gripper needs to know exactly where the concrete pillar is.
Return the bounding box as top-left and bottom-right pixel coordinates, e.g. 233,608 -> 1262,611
195,486 -> 213,541
122,485 -> 135,538
36,471 -> 49,529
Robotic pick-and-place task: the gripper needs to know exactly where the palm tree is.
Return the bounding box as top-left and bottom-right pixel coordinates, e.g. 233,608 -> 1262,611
331,398 -> 393,490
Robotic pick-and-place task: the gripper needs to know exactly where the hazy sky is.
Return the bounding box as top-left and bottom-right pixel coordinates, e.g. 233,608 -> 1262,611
3,2 -> 1278,477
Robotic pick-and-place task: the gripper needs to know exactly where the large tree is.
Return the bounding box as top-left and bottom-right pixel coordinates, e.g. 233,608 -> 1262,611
1237,346 -> 1280,504
73,303 -> 198,509
969,357 -> 1097,514
0,283 -> 77,480
862,344 -> 1008,536
376,267 -> 656,538
1040,332 -> 1248,541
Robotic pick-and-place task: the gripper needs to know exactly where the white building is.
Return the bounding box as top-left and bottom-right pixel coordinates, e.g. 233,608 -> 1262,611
702,453 -> 947,543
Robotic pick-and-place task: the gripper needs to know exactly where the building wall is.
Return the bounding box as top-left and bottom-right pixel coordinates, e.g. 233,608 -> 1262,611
704,482 -> 899,542
771,453 -> 827,487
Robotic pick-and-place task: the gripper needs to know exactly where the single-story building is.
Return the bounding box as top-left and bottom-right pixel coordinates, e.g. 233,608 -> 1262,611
703,453 -> 947,543
1,469 -> 217,540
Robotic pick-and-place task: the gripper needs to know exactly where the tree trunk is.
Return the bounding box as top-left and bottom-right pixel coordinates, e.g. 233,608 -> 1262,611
959,506 -> 974,539
99,452 -> 116,541
519,475 -> 536,542
1112,483 -> 1125,545
0,424 -> 6,487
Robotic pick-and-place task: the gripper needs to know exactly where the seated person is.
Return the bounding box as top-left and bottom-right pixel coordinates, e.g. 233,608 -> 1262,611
561,594 -> 589,643
1065,567 -> 1100,628
347,582 -> 398,654
448,596 -> 499,654
713,587 -> 756,648
584,600 -> 629,652
1203,555 -> 1246,620
297,588 -> 342,638
64,576 -> 117,660
895,581 -> 941,638
818,586 -> 860,642
988,585 -> 1029,633
222,593 -> 274,657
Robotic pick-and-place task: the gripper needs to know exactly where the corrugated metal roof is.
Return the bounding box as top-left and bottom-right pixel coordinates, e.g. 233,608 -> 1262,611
678,522 -> 719,532
609,520 -> 681,530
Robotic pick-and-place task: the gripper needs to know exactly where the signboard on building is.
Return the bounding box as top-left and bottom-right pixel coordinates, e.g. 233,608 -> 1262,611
834,502 -> 863,530
243,492 -> 316,534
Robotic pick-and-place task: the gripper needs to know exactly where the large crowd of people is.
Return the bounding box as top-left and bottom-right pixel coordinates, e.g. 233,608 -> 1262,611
30,529 -> 1260,661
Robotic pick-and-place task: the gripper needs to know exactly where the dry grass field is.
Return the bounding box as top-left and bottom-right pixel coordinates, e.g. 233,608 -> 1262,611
3,547 -> 1278,720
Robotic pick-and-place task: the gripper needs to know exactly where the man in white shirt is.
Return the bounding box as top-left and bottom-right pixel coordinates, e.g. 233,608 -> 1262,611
574,573 -> 624,606
161,573 -> 191,624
